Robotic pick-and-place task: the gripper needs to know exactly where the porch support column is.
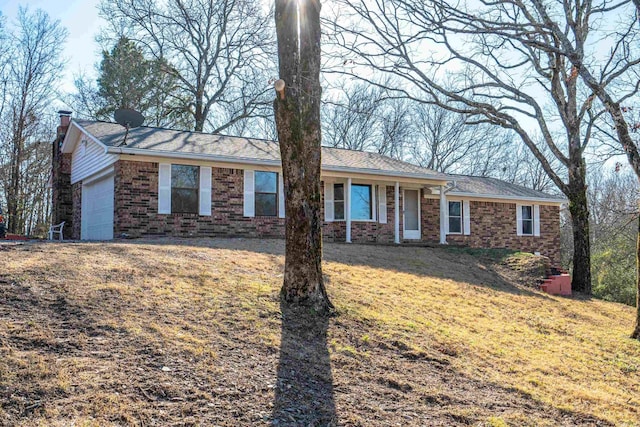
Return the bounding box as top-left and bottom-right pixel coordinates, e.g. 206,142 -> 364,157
394,181 -> 400,244
439,185 -> 448,244
346,177 -> 352,243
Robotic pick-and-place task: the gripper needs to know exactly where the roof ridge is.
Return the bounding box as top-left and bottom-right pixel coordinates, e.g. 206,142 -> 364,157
75,118 -> 444,176
74,118 -> 283,144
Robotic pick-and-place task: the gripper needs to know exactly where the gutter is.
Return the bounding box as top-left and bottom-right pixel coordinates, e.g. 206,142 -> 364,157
106,146 -> 450,182
446,191 -> 567,204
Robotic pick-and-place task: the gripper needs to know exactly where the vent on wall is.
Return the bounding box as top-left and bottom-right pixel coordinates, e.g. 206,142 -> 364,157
79,139 -> 87,157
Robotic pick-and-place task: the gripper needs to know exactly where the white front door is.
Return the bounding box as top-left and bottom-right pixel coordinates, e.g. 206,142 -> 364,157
403,189 -> 421,240
81,174 -> 115,240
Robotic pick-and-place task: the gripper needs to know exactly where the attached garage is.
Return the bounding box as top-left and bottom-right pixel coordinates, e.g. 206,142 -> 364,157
81,174 -> 114,240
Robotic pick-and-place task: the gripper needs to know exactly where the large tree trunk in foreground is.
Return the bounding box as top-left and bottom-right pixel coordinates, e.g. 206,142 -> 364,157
274,0 -> 333,313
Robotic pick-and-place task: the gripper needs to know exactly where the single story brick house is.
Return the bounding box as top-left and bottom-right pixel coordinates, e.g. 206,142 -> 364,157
50,112 -> 565,264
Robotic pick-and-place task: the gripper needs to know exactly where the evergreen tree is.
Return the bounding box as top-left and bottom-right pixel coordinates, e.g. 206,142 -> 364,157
96,36 -> 188,127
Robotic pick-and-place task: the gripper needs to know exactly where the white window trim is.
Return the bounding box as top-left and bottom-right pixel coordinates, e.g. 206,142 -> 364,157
243,169 -> 255,217
350,183 -> 376,222
324,180 -> 334,222
463,200 -> 471,236
378,185 -> 387,224
447,200 -> 463,235
326,180 -> 380,223
158,163 -> 172,214
199,166 -> 212,216
254,170 -> 280,217
159,163 -> 208,215
278,174 -> 285,218
517,204 -> 540,236
334,182 -> 345,221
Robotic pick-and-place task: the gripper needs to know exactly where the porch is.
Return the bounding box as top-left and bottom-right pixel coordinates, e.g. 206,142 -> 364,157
321,174 -> 451,245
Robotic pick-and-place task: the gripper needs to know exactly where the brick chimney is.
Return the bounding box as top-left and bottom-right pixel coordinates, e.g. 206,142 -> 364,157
51,110 -> 73,238
58,110 -> 72,131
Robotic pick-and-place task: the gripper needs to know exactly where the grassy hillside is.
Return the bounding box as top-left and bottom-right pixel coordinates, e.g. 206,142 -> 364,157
0,239 -> 638,426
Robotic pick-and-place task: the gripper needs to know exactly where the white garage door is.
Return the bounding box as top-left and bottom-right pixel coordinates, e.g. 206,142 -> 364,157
81,174 -> 114,240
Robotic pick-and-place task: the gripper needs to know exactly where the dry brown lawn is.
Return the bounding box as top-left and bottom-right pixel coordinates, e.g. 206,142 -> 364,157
0,238 -> 638,426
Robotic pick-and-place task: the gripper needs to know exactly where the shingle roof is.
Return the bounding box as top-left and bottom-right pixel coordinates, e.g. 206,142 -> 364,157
449,175 -> 565,202
74,119 -> 448,180
71,119 -> 564,202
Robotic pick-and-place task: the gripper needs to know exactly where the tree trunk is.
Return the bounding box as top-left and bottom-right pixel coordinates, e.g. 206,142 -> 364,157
567,176 -> 592,294
569,196 -> 592,294
274,0 -> 332,313
632,213 -> 640,339
194,95 -> 205,132
8,137 -> 21,234
571,63 -> 640,332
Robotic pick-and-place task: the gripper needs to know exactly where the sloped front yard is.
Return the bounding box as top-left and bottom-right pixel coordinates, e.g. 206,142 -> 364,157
0,239 -> 638,426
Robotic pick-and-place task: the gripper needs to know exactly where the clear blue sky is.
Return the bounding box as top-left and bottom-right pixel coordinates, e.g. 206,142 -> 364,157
0,0 -> 105,105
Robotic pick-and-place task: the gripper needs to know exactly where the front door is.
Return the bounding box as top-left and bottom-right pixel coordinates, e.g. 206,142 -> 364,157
403,189 -> 421,240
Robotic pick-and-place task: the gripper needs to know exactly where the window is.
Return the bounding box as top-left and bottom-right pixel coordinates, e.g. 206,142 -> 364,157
521,205 -> 533,235
334,183 -> 345,220
351,184 -> 373,220
448,201 -> 462,234
255,171 -> 278,216
171,165 -> 199,213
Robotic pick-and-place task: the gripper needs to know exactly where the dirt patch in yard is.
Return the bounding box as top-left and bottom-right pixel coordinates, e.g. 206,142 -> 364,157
0,239 -> 636,426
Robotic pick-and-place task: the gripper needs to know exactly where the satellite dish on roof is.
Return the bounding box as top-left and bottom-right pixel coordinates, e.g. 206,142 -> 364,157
115,108 -> 144,128
114,108 -> 144,146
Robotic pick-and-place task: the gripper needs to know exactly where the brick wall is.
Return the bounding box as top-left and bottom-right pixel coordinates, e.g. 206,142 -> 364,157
114,161 -> 285,238
71,182 -> 82,240
321,183 -> 398,243
104,160 -> 561,264
422,198 -> 440,241
51,130 -> 74,239
113,161 -> 401,242
421,198 -> 560,264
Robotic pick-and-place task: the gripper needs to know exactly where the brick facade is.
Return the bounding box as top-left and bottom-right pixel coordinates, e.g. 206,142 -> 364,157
113,161 -> 285,238
321,184 -> 399,243
71,182 -> 82,240
67,159 -> 561,265
51,127 -> 74,239
421,198 -> 560,264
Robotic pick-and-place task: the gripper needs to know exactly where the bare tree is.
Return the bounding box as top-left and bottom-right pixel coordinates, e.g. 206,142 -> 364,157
100,0 -> 275,133
326,0 -> 620,294
274,0 -> 332,312
376,97 -> 412,159
0,8 -> 66,234
66,73 -> 103,121
587,166 -> 639,306
322,81 -> 555,191
322,82 -> 384,151
322,82 -> 415,160
520,0 -> 640,338
409,103 -> 511,174
0,13 -> 9,122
